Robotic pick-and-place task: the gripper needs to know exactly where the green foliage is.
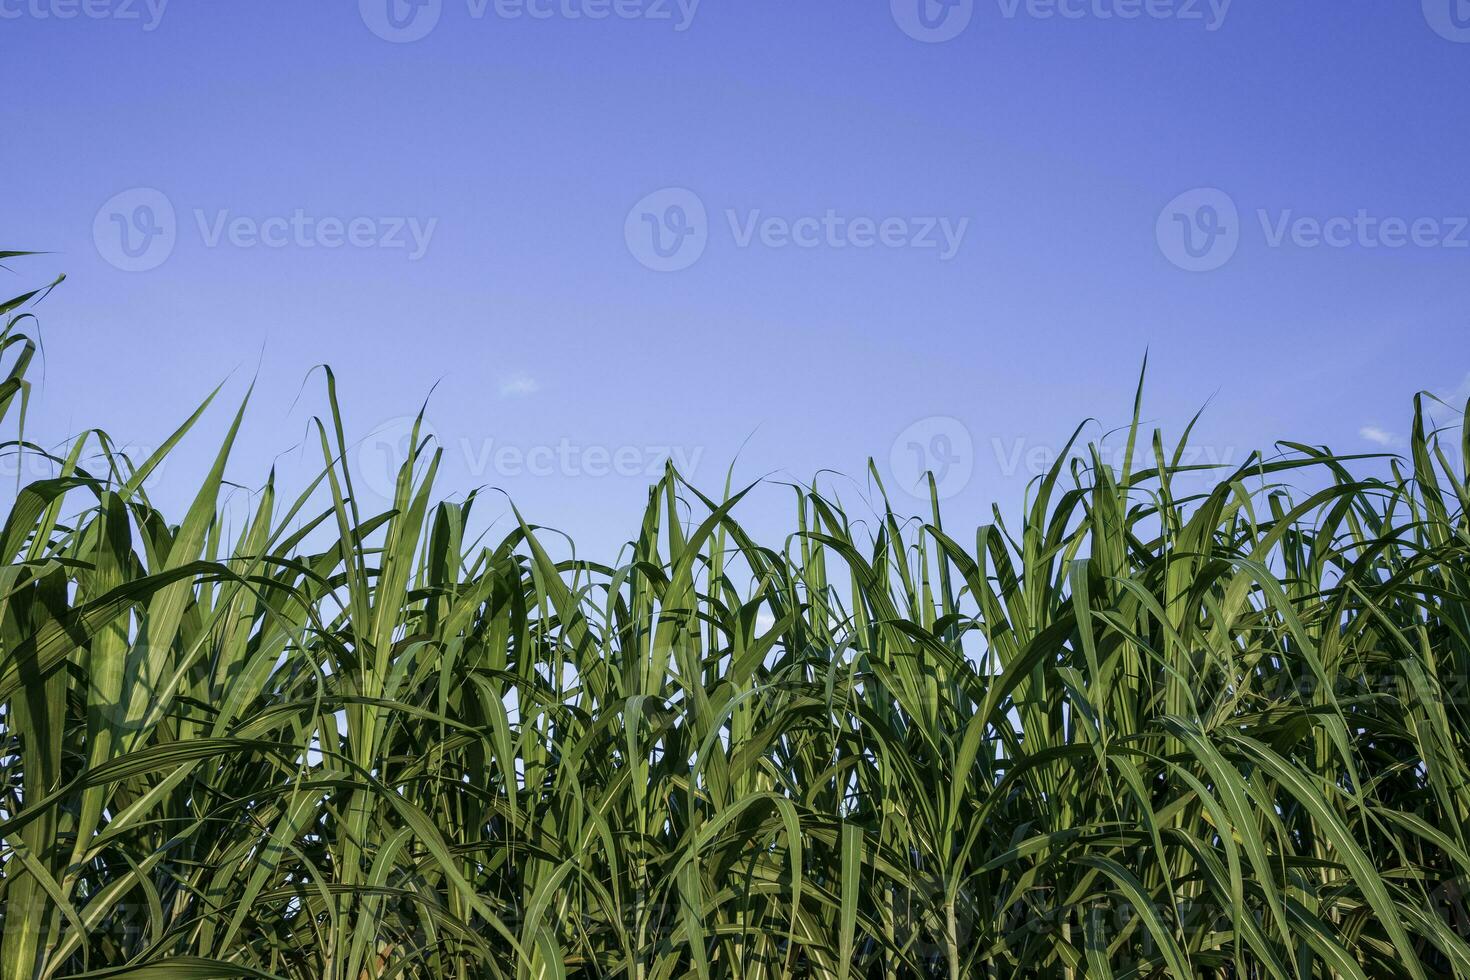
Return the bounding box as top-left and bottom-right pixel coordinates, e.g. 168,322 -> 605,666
2,257 -> 1469,978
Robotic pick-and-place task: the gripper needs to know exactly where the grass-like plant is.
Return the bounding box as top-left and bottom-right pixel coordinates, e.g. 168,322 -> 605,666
2,255 -> 1469,978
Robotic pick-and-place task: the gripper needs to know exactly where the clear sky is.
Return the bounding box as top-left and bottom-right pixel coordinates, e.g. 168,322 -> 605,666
6,0 -> 1470,555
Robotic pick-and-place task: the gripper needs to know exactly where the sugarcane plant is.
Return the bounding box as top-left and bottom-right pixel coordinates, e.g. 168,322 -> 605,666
2,253 -> 1469,978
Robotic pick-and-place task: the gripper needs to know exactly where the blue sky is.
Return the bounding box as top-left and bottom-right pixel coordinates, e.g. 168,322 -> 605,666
6,0 -> 1470,554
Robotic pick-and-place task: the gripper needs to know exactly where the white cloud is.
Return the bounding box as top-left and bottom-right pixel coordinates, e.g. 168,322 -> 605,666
1359,425 -> 1398,447
499,374 -> 540,399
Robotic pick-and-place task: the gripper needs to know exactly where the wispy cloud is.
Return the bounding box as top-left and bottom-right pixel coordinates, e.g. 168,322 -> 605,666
1359,425 -> 1398,447
499,374 -> 540,399
1434,371 -> 1470,411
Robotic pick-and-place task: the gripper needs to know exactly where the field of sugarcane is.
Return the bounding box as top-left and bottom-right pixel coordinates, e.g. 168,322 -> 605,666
1,254 -> 1469,979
